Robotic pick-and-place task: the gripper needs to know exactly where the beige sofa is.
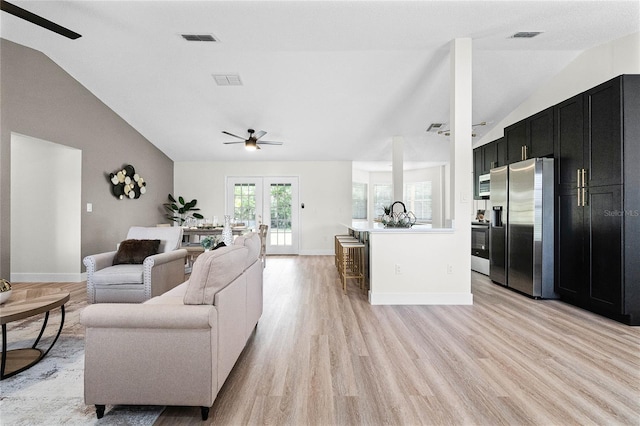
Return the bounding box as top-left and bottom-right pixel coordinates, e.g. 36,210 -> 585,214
80,232 -> 263,421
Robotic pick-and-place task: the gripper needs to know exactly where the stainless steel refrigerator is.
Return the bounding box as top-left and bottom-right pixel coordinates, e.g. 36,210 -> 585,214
489,158 -> 556,298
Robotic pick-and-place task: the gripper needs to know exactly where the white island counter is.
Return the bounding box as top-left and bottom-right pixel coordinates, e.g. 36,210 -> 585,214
345,222 -> 472,306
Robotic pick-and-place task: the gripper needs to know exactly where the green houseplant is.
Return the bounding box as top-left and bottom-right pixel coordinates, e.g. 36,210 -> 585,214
164,194 -> 204,225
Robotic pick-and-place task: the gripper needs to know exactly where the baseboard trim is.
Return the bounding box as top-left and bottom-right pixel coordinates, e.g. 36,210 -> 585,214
369,292 -> 473,305
9,272 -> 84,283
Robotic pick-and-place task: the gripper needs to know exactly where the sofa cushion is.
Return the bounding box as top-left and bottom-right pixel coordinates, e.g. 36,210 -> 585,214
233,232 -> 261,269
113,239 -> 160,265
92,264 -> 144,285
183,245 -> 248,305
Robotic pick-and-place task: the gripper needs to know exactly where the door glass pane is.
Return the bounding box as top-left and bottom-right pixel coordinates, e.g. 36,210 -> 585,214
233,183 -> 257,228
270,183 -> 292,247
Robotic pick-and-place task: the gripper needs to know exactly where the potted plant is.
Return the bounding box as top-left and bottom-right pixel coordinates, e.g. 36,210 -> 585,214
163,194 -> 204,225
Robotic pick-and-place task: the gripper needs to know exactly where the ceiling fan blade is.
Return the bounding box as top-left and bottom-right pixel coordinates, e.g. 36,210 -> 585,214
222,131 -> 246,140
257,141 -> 284,145
223,141 -> 246,145
253,130 -> 267,140
1,0 -> 82,39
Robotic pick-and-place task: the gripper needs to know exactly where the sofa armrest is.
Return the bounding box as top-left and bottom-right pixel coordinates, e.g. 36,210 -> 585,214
81,303 -> 215,329
143,249 -> 187,298
143,248 -> 187,268
84,251 -> 117,304
84,251 -> 117,273
81,303 -> 219,408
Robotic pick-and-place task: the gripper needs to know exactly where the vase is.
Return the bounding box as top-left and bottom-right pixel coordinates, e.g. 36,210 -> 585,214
222,215 -> 233,246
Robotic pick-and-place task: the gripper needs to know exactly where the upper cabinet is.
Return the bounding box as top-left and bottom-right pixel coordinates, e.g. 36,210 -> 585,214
506,107 -> 554,164
473,137 -> 505,199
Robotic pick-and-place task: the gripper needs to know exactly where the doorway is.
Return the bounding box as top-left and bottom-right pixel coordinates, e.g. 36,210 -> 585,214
10,134 -> 82,282
226,177 -> 299,255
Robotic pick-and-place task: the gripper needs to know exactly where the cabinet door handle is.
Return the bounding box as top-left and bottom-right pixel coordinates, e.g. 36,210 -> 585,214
582,188 -> 587,207
521,146 -> 524,161
524,145 -> 528,160
582,168 -> 587,187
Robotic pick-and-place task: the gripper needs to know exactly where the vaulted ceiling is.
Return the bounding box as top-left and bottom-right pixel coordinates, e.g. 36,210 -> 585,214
2,1 -> 638,169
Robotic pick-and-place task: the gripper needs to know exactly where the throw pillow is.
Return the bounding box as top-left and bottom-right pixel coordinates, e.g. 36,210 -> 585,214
112,239 -> 161,265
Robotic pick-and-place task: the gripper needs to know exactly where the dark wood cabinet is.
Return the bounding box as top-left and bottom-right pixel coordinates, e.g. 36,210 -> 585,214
473,137 -> 505,199
506,120 -> 527,164
506,107 -> 554,164
554,75 -> 640,325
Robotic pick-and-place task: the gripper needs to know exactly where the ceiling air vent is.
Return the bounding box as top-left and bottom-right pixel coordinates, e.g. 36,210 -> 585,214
426,123 -> 445,132
181,34 -> 218,42
511,31 -> 543,39
213,74 -> 243,86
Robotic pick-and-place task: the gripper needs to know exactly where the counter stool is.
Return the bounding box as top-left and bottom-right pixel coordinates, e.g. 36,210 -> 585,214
334,235 -> 357,269
338,239 -> 365,294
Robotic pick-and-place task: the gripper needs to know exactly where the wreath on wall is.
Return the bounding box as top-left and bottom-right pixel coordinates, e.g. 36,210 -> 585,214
109,164 -> 146,199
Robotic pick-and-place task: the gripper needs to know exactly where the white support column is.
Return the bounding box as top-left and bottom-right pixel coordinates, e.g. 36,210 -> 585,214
449,37 -> 473,291
392,136 -> 404,203
449,38 -> 473,227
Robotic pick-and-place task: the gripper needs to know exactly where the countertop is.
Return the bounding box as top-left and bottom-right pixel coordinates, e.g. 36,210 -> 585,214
347,222 -> 455,234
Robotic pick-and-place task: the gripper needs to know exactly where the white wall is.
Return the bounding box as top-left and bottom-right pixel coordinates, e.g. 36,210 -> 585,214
174,161 -> 352,254
478,32 -> 640,145
11,134 -> 82,281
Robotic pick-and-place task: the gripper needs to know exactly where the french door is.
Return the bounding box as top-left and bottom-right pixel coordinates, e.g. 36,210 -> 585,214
226,177 -> 299,255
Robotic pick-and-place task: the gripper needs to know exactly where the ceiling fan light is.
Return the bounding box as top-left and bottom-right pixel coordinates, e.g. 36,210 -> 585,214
245,140 -> 257,151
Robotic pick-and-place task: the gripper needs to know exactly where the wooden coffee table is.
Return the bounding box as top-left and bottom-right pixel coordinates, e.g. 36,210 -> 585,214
0,288 -> 70,380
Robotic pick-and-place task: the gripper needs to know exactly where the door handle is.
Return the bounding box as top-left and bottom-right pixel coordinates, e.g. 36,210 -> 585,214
581,168 -> 587,188
582,188 -> 587,207
524,145 -> 528,160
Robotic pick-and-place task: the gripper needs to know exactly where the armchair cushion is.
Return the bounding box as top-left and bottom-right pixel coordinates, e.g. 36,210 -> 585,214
113,239 -> 160,265
92,264 -> 144,285
183,245 -> 248,305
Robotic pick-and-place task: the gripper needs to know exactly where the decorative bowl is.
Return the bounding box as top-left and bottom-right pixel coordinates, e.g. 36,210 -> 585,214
0,289 -> 12,304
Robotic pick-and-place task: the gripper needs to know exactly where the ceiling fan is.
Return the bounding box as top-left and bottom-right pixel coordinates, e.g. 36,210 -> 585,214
222,129 -> 284,151
1,0 -> 81,39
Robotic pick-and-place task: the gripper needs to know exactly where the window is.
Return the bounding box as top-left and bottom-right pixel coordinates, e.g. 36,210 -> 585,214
404,181 -> 432,221
352,182 -> 368,219
233,183 -> 256,228
373,184 -> 392,217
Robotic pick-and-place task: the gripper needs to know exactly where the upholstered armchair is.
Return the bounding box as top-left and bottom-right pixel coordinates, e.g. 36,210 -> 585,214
83,226 -> 187,303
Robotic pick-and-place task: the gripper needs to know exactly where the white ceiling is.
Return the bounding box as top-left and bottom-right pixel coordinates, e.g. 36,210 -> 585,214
2,1 -> 638,169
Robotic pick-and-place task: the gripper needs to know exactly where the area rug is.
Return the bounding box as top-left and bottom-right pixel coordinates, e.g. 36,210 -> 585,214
0,289 -> 164,425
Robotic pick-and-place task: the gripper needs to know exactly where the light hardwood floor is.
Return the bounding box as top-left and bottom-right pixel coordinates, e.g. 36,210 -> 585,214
11,256 -> 640,425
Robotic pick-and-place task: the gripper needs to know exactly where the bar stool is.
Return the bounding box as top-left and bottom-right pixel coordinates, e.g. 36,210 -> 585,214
334,235 -> 357,270
338,239 -> 365,294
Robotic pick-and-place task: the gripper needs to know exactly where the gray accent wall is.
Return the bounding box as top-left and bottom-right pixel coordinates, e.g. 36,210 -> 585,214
0,39 -> 174,279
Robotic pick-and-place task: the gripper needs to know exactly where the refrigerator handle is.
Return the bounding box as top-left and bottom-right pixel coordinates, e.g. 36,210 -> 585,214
577,185 -> 581,207
577,169 -> 581,188
582,168 -> 587,187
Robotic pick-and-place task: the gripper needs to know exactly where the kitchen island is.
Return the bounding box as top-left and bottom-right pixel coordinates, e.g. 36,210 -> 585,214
346,222 -> 472,305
